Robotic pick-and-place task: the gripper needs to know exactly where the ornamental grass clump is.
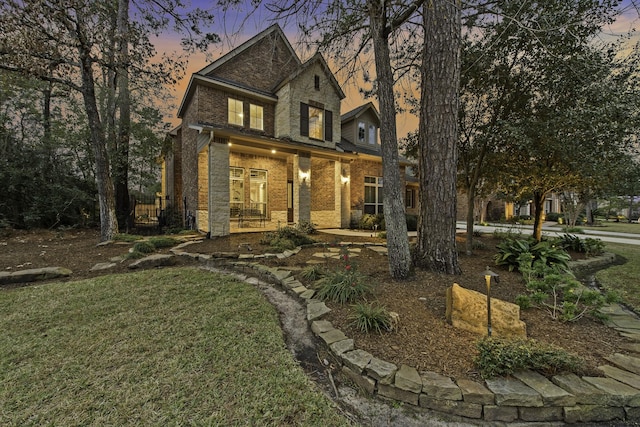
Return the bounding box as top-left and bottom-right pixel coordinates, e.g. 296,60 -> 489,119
316,249 -> 373,304
351,302 -> 393,334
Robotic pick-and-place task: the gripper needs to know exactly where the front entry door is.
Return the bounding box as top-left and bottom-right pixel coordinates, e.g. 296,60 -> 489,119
287,180 -> 293,223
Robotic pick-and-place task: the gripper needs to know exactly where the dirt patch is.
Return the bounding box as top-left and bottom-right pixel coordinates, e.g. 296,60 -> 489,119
0,228 -> 629,383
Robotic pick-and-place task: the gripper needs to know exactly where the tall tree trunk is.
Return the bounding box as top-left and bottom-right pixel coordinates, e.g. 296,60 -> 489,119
415,0 -> 462,274
532,190 -> 546,242
115,0 -> 131,230
77,15 -> 118,241
367,0 -> 412,279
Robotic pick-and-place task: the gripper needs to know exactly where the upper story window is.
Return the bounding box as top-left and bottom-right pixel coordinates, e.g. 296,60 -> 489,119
314,75 -> 320,90
228,98 -> 243,126
358,122 -> 365,143
309,106 -> 323,140
250,104 -> 263,130
300,102 -> 333,142
369,124 -> 377,145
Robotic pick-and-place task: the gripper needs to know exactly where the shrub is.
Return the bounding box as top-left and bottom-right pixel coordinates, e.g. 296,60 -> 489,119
556,234 -> 606,258
359,214 -> 385,231
295,220 -> 317,235
516,257 -> 619,322
474,337 -> 585,378
132,241 -> 155,254
494,237 -> 570,272
260,226 -> 315,251
351,303 -> 393,334
316,249 -> 373,304
545,212 -> 563,222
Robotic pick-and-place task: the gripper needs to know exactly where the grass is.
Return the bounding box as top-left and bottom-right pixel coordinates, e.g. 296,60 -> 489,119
596,242 -> 640,312
574,221 -> 640,235
0,268 -> 350,426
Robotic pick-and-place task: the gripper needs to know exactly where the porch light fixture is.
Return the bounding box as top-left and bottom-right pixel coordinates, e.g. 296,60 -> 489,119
271,149 -> 276,154
299,170 -> 310,183
482,267 -> 500,337
341,175 -> 350,185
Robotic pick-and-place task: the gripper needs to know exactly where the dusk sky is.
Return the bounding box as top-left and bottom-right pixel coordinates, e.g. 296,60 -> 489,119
154,1 -> 640,136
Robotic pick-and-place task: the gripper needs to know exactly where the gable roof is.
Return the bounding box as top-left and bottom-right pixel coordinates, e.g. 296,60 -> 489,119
341,102 -> 380,124
197,24 -> 301,76
274,52 -> 346,100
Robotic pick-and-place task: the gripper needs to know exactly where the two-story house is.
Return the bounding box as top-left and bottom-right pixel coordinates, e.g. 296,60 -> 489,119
162,24 -> 417,236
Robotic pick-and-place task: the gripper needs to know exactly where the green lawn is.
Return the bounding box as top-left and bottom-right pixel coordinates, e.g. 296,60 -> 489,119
0,268 -> 351,426
572,220 -> 640,235
596,242 -> 640,311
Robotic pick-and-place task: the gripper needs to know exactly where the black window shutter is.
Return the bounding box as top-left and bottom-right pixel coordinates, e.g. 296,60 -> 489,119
324,110 -> 333,141
300,103 -> 309,137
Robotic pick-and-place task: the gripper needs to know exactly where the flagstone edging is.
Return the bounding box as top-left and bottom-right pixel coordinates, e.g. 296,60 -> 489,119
175,243 -> 638,424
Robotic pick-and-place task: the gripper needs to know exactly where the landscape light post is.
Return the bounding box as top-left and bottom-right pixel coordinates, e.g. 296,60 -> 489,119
483,267 -> 499,337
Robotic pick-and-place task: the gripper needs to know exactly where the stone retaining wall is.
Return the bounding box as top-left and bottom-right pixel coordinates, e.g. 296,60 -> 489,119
170,242 -> 639,424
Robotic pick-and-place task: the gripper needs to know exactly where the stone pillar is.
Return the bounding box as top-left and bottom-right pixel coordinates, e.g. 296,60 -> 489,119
294,153 -> 311,224
340,161 -> 351,228
208,139 -> 230,236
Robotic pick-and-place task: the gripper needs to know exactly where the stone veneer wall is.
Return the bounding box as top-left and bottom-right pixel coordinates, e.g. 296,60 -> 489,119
168,243 -> 639,425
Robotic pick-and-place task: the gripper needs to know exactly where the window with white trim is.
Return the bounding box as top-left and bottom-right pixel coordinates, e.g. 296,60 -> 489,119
308,106 -> 323,140
250,169 -> 267,216
250,104 -> 263,130
364,176 -> 383,214
230,167 -> 244,216
228,98 -> 243,126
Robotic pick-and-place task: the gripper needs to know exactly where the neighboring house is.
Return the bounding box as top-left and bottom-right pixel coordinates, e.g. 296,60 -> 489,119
162,24 -> 416,236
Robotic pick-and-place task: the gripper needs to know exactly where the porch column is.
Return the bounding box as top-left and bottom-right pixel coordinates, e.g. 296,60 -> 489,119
294,153 -> 311,223
208,138 -> 230,236
340,161 -> 351,228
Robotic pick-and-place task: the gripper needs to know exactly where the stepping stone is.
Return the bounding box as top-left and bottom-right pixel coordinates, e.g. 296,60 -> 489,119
582,376 -> 640,406
0,266 -> 72,284
620,343 -> 640,354
128,254 -> 175,269
598,364 -> 640,390
606,316 -> 640,330
605,353 -> 640,375
90,262 -> 116,271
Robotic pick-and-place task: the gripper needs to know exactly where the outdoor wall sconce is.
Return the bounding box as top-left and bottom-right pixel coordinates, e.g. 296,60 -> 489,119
341,175 -> 350,185
482,267 -> 500,337
299,170 -> 310,183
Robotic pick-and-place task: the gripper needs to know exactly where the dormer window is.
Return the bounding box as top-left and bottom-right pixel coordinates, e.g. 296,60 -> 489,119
358,122 -> 365,143
314,75 -> 320,90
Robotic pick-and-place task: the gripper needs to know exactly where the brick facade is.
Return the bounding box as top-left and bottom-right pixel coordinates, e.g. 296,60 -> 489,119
164,24 -> 416,235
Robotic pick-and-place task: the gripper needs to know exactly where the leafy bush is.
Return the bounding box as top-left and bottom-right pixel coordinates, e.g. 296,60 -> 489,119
359,214 -> 385,231
584,238 -> 606,257
351,303 -> 393,334
475,337 -> 585,378
260,226 -> 315,252
545,212 -> 563,222
295,220 -> 317,235
516,257 -> 619,322
494,237 -> 570,272
555,234 -> 606,257
132,241 -> 155,254
316,249 -> 373,304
